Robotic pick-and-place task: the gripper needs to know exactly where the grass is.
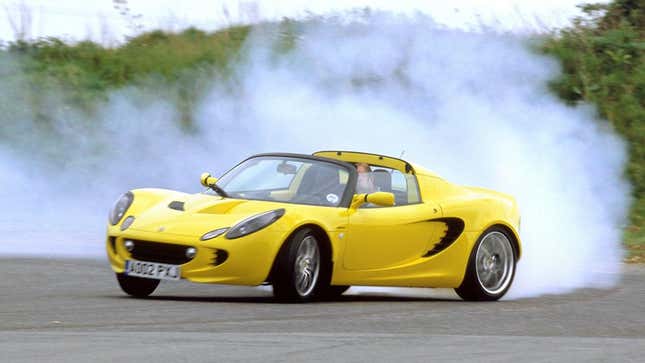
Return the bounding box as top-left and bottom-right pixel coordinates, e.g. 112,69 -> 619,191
624,200 -> 645,262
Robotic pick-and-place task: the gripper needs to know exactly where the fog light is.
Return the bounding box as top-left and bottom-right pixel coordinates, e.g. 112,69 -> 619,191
124,240 -> 135,252
186,247 -> 197,259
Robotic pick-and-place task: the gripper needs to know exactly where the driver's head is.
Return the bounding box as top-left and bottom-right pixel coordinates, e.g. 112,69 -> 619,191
356,162 -> 371,174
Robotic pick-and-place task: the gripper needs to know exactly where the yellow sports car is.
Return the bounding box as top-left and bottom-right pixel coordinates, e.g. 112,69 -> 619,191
107,151 -> 521,301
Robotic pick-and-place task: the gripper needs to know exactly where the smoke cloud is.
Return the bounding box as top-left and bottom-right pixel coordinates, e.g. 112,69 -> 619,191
0,14 -> 630,298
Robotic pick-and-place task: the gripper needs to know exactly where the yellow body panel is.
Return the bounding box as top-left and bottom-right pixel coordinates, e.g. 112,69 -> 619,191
314,150 -> 415,174
107,151 -> 521,289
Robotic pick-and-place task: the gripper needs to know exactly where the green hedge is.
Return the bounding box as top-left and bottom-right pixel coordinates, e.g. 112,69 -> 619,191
5,26 -> 251,129
541,0 -> 644,260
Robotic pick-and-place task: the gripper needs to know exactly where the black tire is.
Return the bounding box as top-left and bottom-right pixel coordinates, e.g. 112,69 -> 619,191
116,273 -> 160,298
272,228 -> 329,302
455,226 -> 516,301
320,285 -> 351,300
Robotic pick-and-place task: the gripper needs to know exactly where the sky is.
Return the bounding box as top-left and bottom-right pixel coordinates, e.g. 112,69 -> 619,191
0,0 -> 604,44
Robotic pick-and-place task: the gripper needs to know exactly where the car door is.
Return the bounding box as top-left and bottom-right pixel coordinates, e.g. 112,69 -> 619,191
342,170 -> 444,271
343,203 -> 443,270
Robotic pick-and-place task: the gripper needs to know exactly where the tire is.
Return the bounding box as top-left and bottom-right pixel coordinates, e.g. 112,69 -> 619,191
116,273 -> 160,298
272,228 -> 328,302
320,285 -> 351,300
455,226 -> 516,301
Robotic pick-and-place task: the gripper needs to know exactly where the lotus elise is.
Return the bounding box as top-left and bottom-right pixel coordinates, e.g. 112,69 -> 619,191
106,151 -> 521,301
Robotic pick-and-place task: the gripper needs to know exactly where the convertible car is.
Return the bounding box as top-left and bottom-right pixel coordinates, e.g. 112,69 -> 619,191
107,151 -> 521,301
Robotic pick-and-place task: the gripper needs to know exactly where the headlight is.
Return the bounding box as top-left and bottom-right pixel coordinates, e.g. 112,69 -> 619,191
226,209 -> 285,239
109,191 -> 134,225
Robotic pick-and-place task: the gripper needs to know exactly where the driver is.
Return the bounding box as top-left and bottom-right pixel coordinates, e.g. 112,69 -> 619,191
356,162 -> 376,194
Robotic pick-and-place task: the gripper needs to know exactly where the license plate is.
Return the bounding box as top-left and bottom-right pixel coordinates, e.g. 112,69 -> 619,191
125,260 -> 181,281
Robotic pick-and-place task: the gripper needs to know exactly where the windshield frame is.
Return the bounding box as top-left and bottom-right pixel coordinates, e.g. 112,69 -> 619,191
210,153 -> 358,208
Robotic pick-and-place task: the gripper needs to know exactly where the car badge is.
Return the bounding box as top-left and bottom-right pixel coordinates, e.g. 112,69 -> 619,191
326,193 -> 339,204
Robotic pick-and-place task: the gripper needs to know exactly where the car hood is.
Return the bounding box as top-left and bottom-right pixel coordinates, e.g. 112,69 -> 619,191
128,193 -> 291,237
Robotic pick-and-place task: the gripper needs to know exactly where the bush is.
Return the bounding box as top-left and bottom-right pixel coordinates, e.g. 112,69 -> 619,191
4,26 -> 251,128
542,0 -> 644,259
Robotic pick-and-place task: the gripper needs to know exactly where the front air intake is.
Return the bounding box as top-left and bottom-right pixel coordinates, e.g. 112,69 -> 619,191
130,240 -> 195,265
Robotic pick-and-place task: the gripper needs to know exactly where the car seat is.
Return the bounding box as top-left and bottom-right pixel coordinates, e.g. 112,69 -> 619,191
296,165 -> 344,205
372,169 -> 392,193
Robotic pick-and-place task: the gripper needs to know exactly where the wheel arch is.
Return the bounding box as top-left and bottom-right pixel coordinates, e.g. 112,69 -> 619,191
485,222 -> 522,260
265,223 -> 333,284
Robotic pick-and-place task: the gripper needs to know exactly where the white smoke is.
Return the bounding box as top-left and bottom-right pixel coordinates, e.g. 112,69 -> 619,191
0,14 -> 630,298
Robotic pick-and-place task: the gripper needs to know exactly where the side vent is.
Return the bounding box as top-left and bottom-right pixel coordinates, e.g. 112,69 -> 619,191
108,236 -> 117,254
168,201 -> 185,211
423,218 -> 465,257
212,249 -> 229,266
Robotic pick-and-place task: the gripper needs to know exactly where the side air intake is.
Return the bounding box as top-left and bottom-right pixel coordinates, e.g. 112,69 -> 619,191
423,218 -> 465,257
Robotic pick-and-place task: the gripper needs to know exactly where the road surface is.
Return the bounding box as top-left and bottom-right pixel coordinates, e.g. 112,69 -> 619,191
1,258 -> 643,362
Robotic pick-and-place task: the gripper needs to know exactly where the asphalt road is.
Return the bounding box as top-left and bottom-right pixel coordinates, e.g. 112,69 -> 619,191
1,258 -> 643,362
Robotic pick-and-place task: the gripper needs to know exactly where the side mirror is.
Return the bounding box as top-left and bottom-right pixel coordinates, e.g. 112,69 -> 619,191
200,172 -> 218,188
351,192 -> 395,209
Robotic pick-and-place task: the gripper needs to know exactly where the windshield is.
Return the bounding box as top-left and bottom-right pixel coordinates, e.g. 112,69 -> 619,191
210,156 -> 351,207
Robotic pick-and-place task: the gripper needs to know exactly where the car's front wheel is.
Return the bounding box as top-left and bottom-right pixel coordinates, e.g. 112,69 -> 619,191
116,273 -> 160,298
272,228 -> 327,302
455,227 -> 516,301
320,285 -> 350,300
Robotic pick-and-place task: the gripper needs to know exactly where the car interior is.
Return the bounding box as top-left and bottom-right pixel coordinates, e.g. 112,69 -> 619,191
293,164 -> 346,206
357,165 -> 415,206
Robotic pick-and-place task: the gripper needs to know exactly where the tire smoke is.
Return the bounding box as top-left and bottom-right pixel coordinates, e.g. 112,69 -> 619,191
0,15 -> 630,298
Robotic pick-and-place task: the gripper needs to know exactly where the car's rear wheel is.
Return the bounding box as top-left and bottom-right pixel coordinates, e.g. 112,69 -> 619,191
116,273 -> 160,298
272,228 -> 326,302
455,226 -> 516,301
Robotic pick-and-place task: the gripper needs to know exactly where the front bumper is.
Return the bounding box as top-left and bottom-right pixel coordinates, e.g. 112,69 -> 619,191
106,227 -> 290,285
